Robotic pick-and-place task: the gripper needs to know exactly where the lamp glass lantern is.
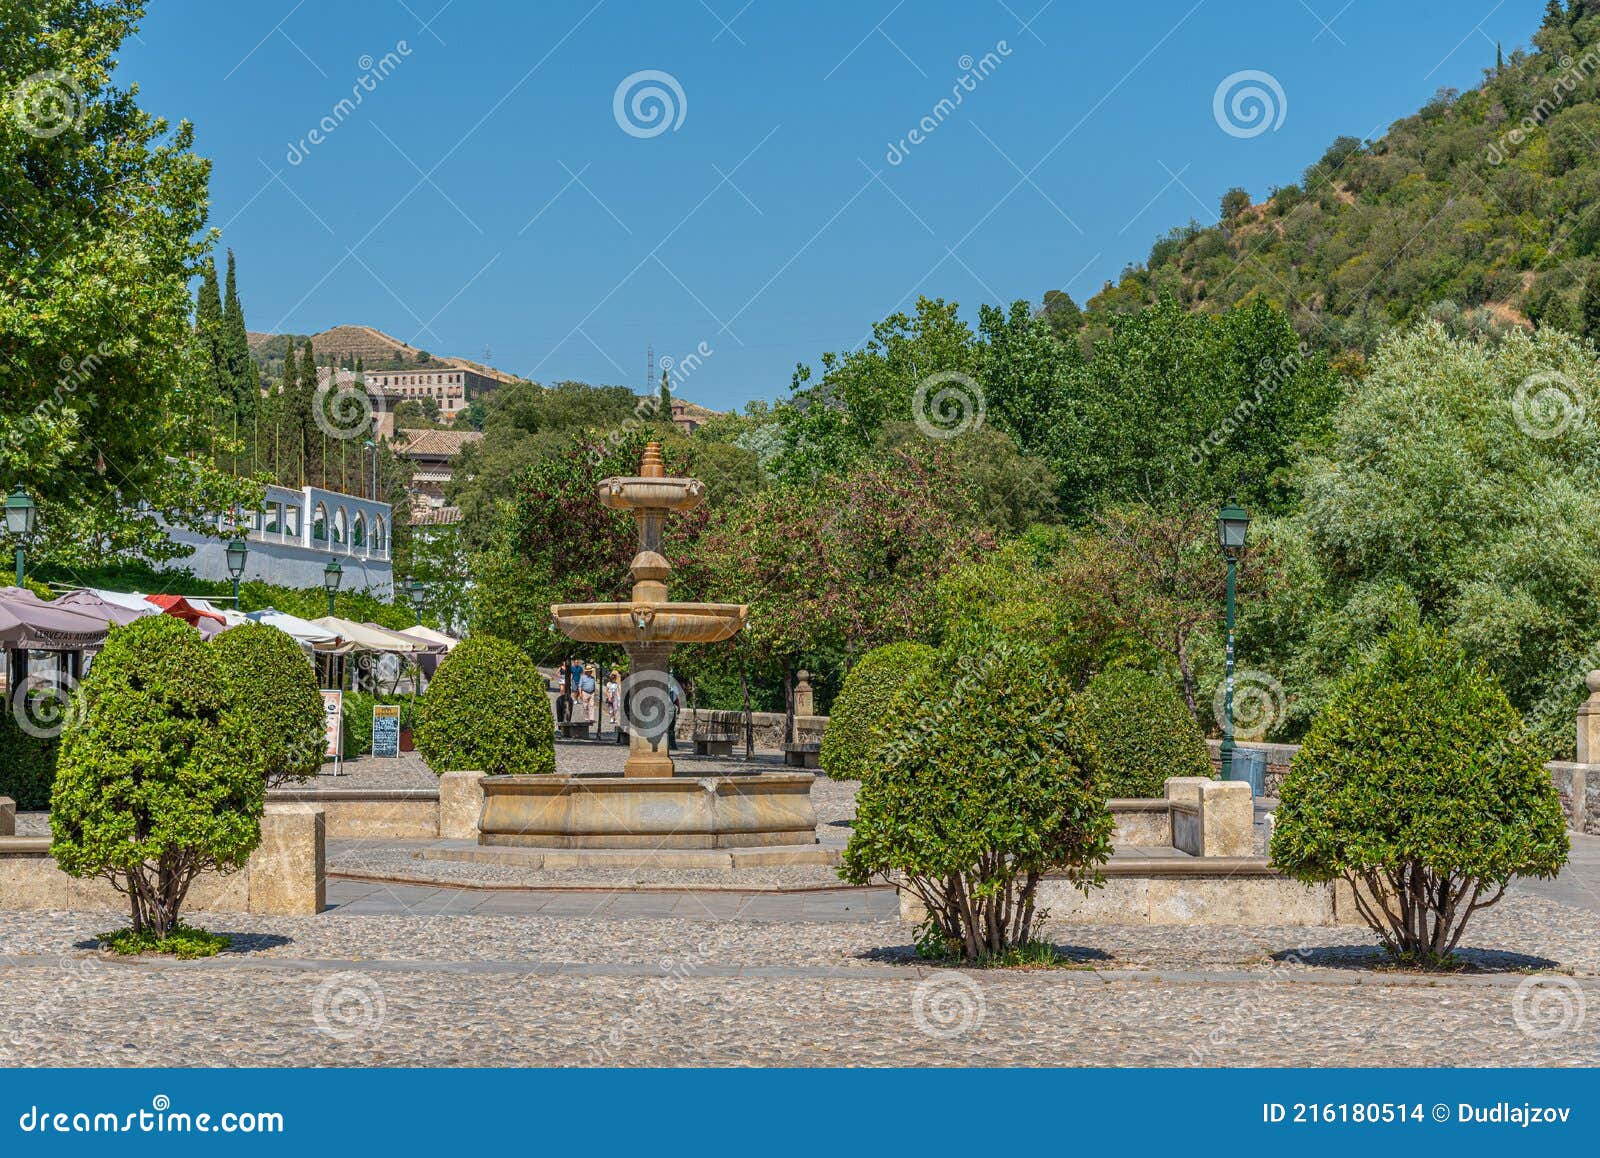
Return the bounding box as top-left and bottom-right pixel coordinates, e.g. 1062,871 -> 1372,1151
1216,501 -> 1250,556
225,537 -> 249,579
5,487 -> 36,538
323,557 -> 344,616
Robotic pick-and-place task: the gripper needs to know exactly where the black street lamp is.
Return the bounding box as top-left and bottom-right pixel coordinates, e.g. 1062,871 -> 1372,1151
1216,499 -> 1251,785
323,557 -> 343,617
5,487 -> 37,586
405,574 -> 426,625
225,536 -> 249,608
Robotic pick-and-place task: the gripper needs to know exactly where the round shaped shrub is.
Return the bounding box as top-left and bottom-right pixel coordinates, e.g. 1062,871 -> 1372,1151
413,635 -> 555,775
840,642 -> 1114,960
342,691 -> 376,758
211,621 -> 326,785
1271,622 -> 1568,966
1079,668 -> 1212,798
819,642 -> 937,780
50,615 -> 265,939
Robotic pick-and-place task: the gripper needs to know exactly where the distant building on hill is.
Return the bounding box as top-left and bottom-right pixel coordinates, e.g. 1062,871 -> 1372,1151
363,365 -> 499,424
389,428 -> 482,510
667,397 -> 722,434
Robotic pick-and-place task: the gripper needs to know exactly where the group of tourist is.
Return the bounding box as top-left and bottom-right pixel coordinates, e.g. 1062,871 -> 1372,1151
555,658 -> 620,728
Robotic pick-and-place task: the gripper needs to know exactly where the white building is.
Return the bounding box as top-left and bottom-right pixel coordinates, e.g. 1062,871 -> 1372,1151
166,484 -> 395,598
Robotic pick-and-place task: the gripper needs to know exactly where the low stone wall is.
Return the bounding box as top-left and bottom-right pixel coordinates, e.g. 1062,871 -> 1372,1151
267,787 -> 440,840
1546,763 -> 1599,835
0,804 -> 325,916
1108,780 -> 1253,856
671,709 -> 828,748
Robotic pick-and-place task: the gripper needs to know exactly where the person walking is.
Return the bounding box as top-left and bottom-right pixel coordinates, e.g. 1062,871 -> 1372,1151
580,663 -> 597,724
605,669 -> 621,735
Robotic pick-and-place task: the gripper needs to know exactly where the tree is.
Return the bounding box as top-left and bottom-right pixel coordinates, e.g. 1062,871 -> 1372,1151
0,0 -> 260,567
210,622 -> 326,786
221,249 -> 257,444
298,338 -> 321,487
659,369 -> 672,417
1581,267 -> 1600,344
1038,289 -> 1083,339
413,635 -> 555,776
1078,668 -> 1213,797
840,641 -> 1115,960
1271,622 -> 1567,966
817,642 -> 937,780
50,616 -> 265,940
1291,322 -> 1600,753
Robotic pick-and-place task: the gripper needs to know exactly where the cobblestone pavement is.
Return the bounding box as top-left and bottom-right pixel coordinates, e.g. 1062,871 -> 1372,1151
1,887 -> 1597,1066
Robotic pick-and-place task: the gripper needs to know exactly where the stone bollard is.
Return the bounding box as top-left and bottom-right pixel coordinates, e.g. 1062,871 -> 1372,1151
438,771 -> 487,840
0,796 -> 14,838
1577,671 -> 1600,764
793,671 -> 815,718
1197,780 -> 1254,858
247,805 -> 326,916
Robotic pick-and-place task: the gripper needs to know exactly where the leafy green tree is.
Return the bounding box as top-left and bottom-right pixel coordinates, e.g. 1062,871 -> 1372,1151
210,622 -> 326,785
221,249 -> 257,439
1220,187 -> 1252,219
1581,267 -> 1600,343
414,635 -> 555,775
1290,322 -> 1600,753
1038,289 -> 1083,339
0,0 -> 259,567
50,616 -> 265,939
1271,622 -> 1567,966
841,641 -> 1114,960
818,642 -> 937,780
1078,668 -> 1213,797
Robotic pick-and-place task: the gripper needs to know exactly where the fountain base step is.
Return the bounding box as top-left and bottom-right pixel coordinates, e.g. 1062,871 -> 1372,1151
477,772 -> 820,850
425,843 -> 840,871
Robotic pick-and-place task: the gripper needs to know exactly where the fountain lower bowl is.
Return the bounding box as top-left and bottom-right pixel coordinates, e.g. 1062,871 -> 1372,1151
549,601 -> 747,644
477,772 -> 820,849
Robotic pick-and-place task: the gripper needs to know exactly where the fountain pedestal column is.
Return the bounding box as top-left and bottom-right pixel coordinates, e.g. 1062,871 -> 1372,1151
621,641 -> 676,778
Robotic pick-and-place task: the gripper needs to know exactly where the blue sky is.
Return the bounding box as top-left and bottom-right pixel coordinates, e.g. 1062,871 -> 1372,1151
121,0 -> 1539,410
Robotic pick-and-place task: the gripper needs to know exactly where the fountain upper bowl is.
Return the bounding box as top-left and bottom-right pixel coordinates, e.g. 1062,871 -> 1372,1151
598,476 -> 706,513
550,601 -> 747,644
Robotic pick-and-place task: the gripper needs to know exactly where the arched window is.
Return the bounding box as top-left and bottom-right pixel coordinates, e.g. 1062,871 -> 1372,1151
311,502 -> 328,543
333,506 -> 349,547
373,515 -> 388,557
352,512 -> 367,551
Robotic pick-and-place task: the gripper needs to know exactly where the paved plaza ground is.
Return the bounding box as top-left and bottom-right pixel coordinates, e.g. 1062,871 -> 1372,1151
5,741 -> 1599,1066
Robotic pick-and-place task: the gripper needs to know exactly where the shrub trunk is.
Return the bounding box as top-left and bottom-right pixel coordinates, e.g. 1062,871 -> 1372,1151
1348,860 -> 1507,965
905,864 -> 1044,961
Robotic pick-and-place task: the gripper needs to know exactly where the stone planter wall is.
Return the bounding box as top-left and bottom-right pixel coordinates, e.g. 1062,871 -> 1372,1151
671,709 -> 828,749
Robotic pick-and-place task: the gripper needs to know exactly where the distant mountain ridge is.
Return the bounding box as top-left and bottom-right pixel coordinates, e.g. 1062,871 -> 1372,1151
1071,3 -> 1600,358
246,324 -> 522,383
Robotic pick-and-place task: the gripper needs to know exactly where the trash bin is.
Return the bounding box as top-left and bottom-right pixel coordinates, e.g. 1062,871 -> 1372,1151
1227,747 -> 1265,797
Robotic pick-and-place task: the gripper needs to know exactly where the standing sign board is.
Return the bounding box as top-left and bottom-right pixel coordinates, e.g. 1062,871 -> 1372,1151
321,689 -> 344,776
371,704 -> 402,759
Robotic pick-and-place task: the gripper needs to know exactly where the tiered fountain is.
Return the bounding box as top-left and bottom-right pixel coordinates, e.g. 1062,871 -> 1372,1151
475,443 -> 820,850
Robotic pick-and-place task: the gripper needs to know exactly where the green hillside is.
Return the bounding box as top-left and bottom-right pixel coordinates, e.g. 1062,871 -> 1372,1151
1071,1 -> 1600,361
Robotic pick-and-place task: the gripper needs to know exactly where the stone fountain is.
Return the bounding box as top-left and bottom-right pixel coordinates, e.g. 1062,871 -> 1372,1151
475,442 -> 820,850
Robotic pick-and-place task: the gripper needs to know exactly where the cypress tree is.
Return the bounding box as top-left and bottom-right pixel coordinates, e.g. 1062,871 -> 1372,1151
195,259 -> 227,414
273,339 -> 300,488
659,370 -> 672,419
298,338 -> 321,489
221,251 -> 256,433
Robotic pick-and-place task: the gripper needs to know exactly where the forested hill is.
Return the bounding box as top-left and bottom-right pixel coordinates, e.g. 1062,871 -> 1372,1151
1065,2 -> 1600,360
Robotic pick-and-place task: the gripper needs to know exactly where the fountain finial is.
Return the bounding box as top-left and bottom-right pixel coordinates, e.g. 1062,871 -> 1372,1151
640,441 -> 664,479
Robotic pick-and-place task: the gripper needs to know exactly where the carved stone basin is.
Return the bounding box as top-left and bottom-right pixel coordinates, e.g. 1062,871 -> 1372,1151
598,477 -> 705,513
548,601 -> 747,645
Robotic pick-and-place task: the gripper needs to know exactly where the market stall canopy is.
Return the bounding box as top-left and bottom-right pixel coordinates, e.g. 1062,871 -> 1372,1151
312,616 -> 423,653
186,597 -> 250,630
247,608 -> 348,652
145,594 -> 227,630
0,587 -> 112,651
397,625 -> 459,652
58,589 -> 159,626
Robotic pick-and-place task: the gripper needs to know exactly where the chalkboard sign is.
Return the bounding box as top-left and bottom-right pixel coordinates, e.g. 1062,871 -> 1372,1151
371,704 -> 402,759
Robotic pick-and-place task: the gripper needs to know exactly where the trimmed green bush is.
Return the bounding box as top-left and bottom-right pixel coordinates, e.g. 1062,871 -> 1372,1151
840,642 -> 1114,960
819,642 -> 937,781
1271,623 -> 1568,967
413,635 -> 555,775
211,622 -> 326,786
50,616 -> 265,940
0,713 -> 59,811
1079,668 -> 1213,798
342,691 -> 376,758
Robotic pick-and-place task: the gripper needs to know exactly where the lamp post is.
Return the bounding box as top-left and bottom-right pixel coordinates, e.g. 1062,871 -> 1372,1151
1216,499 -> 1251,785
225,536 -> 249,608
405,574 -> 426,625
5,487 -> 37,586
323,557 -> 343,617
363,439 -> 377,501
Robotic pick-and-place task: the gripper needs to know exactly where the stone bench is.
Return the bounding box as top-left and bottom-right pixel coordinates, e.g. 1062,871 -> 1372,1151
782,742 -> 821,769
558,720 -> 593,740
